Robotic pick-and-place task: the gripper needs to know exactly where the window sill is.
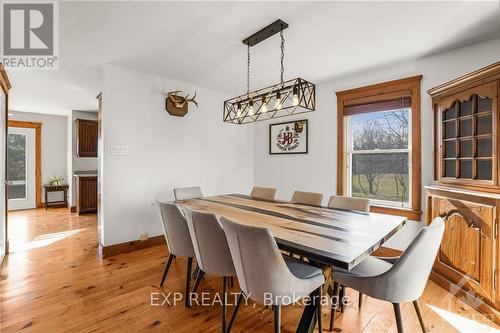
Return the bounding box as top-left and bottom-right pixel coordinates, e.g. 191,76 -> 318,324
370,205 -> 422,221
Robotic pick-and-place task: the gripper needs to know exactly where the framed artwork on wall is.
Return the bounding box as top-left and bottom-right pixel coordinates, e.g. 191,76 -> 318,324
269,119 -> 308,154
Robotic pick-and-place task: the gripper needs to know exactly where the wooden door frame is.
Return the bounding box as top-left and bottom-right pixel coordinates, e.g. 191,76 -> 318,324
8,120 -> 42,209
1,64 -> 11,258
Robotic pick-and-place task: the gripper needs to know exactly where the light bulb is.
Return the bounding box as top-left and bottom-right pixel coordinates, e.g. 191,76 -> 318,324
293,85 -> 299,106
236,102 -> 242,118
249,100 -> 254,115
276,91 -> 282,110
261,96 -> 267,113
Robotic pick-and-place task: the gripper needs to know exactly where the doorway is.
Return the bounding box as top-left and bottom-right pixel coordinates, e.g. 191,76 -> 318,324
7,121 -> 42,211
7,127 -> 36,210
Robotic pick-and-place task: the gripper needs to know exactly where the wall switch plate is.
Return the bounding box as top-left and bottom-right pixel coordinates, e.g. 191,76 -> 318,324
110,145 -> 129,155
140,233 -> 149,241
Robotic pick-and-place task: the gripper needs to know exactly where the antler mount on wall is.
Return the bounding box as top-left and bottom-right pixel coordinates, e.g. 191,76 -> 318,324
164,90 -> 198,117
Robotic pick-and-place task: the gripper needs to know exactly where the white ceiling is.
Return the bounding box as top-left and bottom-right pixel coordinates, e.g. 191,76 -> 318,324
7,1 -> 500,116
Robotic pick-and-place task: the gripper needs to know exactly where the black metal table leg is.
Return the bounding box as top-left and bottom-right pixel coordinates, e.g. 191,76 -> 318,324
296,291 -> 317,333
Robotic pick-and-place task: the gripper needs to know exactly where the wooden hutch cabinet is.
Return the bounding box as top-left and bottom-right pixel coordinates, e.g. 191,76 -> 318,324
427,61 -> 500,324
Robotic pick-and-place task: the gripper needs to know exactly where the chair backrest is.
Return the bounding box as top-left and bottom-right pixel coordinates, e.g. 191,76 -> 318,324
221,217 -> 300,305
157,201 -> 195,258
174,187 -> 203,201
380,217 -> 445,302
291,191 -> 323,206
327,195 -> 370,213
183,208 -> 235,277
250,186 -> 277,201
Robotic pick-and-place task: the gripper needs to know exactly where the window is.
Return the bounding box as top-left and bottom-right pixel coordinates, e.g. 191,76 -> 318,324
336,75 -> 422,219
346,108 -> 411,208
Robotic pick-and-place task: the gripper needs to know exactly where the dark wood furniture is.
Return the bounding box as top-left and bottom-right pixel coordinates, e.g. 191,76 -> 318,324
75,175 -> 97,214
43,185 -> 69,209
427,61 -> 500,324
179,194 -> 406,333
75,119 -> 98,157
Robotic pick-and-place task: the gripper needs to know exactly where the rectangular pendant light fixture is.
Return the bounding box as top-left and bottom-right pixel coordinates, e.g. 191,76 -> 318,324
223,78 -> 315,124
223,20 -> 316,124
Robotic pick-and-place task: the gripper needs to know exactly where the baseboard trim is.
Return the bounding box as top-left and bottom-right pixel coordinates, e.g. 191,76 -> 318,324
99,235 -> 166,258
430,271 -> 499,325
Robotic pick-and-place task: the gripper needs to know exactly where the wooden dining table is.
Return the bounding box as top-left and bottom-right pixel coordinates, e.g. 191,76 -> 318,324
178,193 -> 407,333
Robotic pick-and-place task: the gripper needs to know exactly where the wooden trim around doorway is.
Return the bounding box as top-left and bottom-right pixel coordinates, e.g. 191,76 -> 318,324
8,120 -> 42,208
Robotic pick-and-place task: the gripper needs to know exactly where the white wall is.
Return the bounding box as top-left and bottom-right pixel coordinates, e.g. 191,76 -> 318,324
254,38 -> 500,250
101,65 -> 254,246
9,111 -> 68,202
69,110 -> 98,206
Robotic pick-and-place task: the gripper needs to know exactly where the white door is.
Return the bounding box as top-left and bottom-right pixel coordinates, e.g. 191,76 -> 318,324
0,90 -> 6,262
7,127 -> 36,211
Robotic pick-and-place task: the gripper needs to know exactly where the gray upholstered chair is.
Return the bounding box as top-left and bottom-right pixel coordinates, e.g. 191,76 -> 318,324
250,186 -> 277,201
330,217 -> 445,333
327,195 -> 370,213
221,217 -> 325,333
174,186 -> 203,200
183,208 -> 238,333
157,201 -> 196,308
291,190 -> 323,206
327,195 -> 370,317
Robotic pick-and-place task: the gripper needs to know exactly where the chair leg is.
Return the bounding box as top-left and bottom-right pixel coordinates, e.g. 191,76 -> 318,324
329,281 -> 339,332
160,254 -> 175,287
358,292 -> 363,308
226,292 -> 243,333
222,276 -> 227,333
393,303 -> 404,333
185,257 -> 193,308
316,287 -> 323,332
339,286 -> 345,313
191,268 -> 205,294
413,300 -> 426,333
273,305 -> 281,333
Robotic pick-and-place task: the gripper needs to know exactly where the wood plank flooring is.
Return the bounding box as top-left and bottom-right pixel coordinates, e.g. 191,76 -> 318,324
1,208 -> 498,332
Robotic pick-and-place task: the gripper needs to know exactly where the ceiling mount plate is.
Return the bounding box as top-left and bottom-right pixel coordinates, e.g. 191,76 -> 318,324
242,19 -> 289,47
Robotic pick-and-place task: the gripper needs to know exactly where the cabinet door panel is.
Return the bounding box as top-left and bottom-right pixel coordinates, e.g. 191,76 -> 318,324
76,119 -> 98,157
431,195 -> 495,302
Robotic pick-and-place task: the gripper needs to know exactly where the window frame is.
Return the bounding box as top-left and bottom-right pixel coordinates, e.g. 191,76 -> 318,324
336,75 -> 422,220
345,108 -> 412,209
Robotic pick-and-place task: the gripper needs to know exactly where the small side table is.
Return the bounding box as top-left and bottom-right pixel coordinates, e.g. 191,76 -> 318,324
43,185 -> 69,209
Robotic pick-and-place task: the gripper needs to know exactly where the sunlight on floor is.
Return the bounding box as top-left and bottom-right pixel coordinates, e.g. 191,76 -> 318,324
12,229 -> 83,252
428,304 -> 499,333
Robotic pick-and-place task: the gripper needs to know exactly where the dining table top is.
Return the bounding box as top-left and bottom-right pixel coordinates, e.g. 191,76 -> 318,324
177,194 -> 407,270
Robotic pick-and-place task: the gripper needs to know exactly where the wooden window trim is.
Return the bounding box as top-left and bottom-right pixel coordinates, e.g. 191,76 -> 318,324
336,75 -> 422,220
8,120 -> 42,209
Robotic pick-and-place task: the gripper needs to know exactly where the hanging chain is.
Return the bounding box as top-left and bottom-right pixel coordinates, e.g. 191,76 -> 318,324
280,30 -> 285,85
247,43 -> 250,97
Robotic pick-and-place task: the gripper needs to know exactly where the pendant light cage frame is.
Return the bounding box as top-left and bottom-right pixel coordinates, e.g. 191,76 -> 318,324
223,77 -> 315,124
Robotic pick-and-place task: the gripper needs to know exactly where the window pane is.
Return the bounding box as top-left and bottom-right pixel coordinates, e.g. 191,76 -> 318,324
351,152 -> 409,204
352,109 -> 409,150
7,133 -> 27,200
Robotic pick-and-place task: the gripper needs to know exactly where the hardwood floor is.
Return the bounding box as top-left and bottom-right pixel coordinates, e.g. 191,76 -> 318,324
1,208 -> 498,332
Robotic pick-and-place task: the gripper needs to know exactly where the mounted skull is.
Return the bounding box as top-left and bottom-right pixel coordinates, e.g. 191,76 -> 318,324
164,90 -> 199,117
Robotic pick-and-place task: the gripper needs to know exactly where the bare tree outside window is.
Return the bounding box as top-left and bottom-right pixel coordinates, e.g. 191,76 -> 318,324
349,109 -> 410,206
